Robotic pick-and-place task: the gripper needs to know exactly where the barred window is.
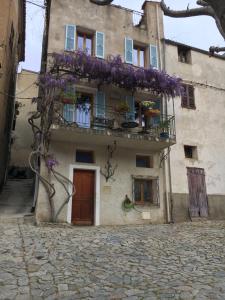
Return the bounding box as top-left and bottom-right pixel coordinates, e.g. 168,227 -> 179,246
133,177 -> 159,206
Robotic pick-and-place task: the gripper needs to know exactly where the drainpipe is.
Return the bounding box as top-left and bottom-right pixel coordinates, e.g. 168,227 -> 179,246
163,37 -> 174,223
156,5 -> 169,223
161,35 -> 174,223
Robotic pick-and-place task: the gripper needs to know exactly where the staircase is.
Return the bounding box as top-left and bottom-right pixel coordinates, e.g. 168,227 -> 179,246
0,179 -> 35,224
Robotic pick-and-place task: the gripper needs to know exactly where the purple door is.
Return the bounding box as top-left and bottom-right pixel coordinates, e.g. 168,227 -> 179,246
187,168 -> 208,218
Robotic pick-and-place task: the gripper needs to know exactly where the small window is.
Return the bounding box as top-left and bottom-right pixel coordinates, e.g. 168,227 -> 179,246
133,45 -> 145,67
181,84 -> 195,109
76,150 -> 94,163
178,45 -> 191,64
184,145 -> 197,159
134,178 -> 159,206
136,155 -> 153,168
77,32 -> 93,55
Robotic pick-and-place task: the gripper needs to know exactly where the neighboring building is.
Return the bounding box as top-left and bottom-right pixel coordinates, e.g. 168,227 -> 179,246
0,0 -> 26,190
36,0 -> 176,225
165,40 -> 225,222
10,69 -> 39,172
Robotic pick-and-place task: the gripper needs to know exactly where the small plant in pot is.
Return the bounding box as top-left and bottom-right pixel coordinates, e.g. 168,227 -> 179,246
159,119 -> 170,139
141,101 -> 160,117
114,101 -> 130,113
61,90 -> 77,104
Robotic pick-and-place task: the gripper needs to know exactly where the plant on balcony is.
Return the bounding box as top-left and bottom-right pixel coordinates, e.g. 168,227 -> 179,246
114,101 -> 130,113
28,50 -> 182,223
141,101 -> 155,110
144,109 -> 160,117
159,119 -> 170,139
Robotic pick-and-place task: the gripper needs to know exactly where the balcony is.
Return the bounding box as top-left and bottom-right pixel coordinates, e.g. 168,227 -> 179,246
51,100 -> 176,151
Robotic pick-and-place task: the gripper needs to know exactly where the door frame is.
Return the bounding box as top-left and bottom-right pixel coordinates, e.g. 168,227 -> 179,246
67,164 -> 101,225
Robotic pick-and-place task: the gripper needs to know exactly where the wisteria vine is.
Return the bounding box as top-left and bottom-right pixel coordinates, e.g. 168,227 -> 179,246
29,50 -> 182,223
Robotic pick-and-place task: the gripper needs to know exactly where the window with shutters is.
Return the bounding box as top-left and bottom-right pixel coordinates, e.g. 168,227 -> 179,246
181,84 -> 195,109
133,178 -> 159,206
77,32 -> 93,55
133,46 -> 146,67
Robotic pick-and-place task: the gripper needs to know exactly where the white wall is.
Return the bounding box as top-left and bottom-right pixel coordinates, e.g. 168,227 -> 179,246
166,43 -> 225,195
36,140 -> 167,225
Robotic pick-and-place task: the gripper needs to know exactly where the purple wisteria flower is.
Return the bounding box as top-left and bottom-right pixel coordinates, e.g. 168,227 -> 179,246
46,156 -> 59,170
38,50 -> 183,97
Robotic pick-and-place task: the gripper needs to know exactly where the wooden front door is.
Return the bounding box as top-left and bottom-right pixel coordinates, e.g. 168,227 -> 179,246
187,167 -> 208,218
72,169 -> 95,225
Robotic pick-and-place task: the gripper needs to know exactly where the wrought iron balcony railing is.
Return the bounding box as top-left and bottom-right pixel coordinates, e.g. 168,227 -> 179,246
53,103 -> 176,141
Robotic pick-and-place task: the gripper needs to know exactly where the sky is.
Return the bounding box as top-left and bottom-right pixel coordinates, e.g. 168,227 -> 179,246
20,0 -> 225,72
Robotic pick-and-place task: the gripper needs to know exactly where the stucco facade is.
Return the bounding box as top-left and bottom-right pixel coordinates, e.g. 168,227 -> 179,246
165,40 -> 225,222
10,69 -> 39,168
35,0 -> 175,225
0,0 -> 25,189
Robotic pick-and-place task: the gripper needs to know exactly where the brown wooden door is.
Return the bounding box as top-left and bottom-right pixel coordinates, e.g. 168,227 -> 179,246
187,167 -> 208,218
72,170 -> 95,225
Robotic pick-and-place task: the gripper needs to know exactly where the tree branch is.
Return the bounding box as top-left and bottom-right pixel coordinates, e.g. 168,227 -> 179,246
160,0 -> 214,17
90,0 -> 113,5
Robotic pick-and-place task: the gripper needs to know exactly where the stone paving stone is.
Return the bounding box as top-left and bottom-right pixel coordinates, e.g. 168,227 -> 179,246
1,221 -> 225,299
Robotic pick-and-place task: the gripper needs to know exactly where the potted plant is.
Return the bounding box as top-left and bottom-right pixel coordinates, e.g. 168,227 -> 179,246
114,101 -> 130,113
60,90 -> 77,104
144,109 -> 160,117
159,119 -> 170,139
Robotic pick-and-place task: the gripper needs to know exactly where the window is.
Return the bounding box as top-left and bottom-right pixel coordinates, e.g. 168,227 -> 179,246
133,46 -> 145,67
77,32 -> 93,55
134,178 -> 159,206
178,45 -> 191,64
181,84 -> 195,109
136,155 -> 153,168
150,45 -> 159,69
63,92 -> 92,128
76,150 -> 94,163
184,145 -> 197,159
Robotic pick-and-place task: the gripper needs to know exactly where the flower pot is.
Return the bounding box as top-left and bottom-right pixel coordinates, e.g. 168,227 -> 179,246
160,132 -> 169,139
144,109 -> 160,117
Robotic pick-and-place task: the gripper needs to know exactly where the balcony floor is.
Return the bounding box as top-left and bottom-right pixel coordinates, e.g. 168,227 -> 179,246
51,125 -> 176,151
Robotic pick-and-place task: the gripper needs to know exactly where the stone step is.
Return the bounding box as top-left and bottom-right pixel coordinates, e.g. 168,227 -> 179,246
0,214 -> 35,225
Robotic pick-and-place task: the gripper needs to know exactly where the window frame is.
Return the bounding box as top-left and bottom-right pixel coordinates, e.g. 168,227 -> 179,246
184,145 -> 198,160
136,155 -> 153,168
76,150 -> 94,164
133,45 -> 146,68
181,84 -> 196,109
178,45 -> 191,64
132,176 -> 159,206
76,31 -> 94,55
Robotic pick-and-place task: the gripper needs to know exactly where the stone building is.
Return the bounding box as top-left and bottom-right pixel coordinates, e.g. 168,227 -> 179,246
36,0 -> 176,225
36,0 -> 225,225
0,0 -> 26,190
165,40 -> 225,222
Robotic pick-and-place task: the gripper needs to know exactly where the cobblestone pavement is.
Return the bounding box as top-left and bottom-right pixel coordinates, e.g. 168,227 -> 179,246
1,221 -> 225,299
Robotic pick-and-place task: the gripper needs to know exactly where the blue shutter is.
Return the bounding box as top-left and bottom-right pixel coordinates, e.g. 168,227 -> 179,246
126,95 -> 135,121
96,32 -> 105,58
125,37 -> 133,64
63,104 -> 75,122
95,91 -> 105,118
65,25 -> 76,51
150,45 -> 159,69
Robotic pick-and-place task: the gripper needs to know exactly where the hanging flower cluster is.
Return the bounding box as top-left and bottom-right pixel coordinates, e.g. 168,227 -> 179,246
39,51 -> 182,97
